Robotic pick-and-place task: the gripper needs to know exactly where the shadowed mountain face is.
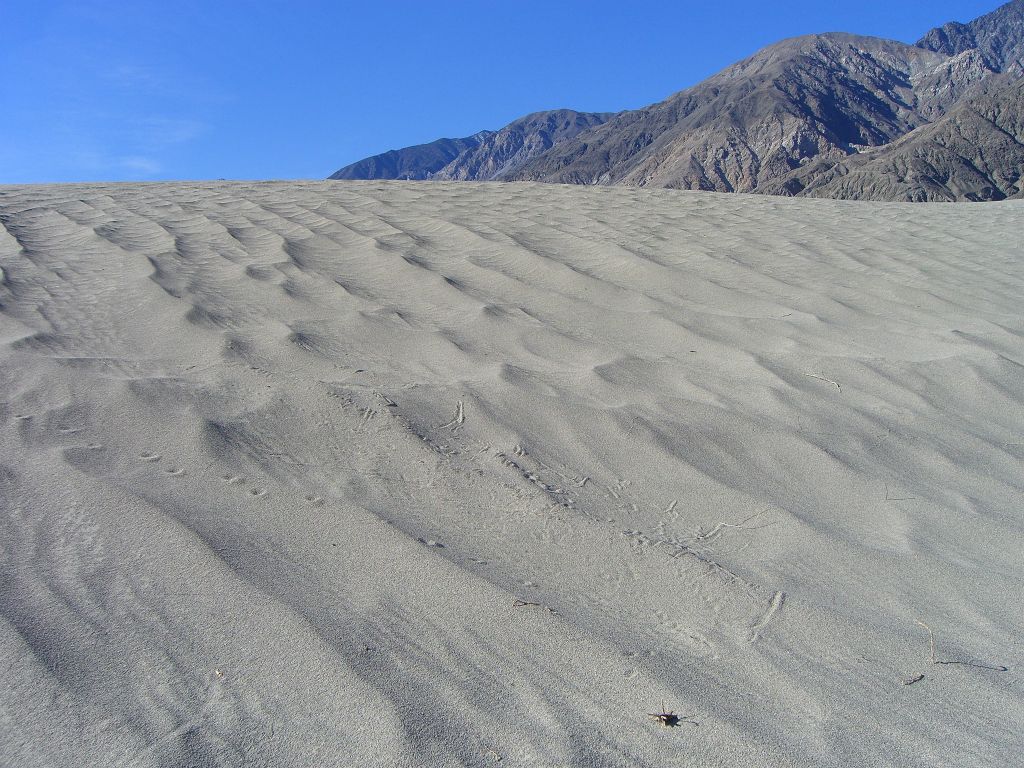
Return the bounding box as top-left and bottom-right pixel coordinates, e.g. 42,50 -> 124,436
424,110 -> 613,180
764,78 -> 1024,201
330,1 -> 1024,201
328,134 -> 492,181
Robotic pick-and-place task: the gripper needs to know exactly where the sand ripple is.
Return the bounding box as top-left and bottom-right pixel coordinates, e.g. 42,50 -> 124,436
1,181 -> 1022,766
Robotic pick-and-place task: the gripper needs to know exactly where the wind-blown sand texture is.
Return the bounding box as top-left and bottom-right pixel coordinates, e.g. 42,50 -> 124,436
1,181 -> 1021,767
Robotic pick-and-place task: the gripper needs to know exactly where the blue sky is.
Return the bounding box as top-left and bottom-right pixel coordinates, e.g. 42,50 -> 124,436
1,1 -> 1004,183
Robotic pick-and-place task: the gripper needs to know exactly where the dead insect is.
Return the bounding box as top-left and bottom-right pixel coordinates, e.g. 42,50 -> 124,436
648,702 -> 680,727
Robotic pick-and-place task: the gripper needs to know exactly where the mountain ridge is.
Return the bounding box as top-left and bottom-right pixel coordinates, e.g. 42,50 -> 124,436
329,1 -> 1024,202
329,110 -> 611,182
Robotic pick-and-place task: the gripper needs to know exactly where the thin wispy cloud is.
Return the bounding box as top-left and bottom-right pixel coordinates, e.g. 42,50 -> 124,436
1,4 -> 223,182
101,64 -> 163,89
130,117 -> 206,149
117,156 -> 162,175
43,109 -> 207,180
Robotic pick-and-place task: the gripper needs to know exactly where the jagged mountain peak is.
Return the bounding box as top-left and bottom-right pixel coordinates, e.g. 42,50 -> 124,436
917,0 -> 1024,70
505,32 -> 946,191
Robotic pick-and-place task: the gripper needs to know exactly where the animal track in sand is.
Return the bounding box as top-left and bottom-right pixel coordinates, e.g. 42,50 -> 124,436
303,493 -> 325,505
139,452 -> 162,462
218,473 -> 267,498
164,467 -> 185,477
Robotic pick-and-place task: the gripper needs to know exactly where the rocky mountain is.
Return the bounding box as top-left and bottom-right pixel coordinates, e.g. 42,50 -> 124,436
329,110 -> 611,181
329,133 -> 490,181
763,77 -> 1024,201
504,34 -> 949,191
916,0 -> 1024,71
910,0 -> 1024,117
330,0 -> 1024,201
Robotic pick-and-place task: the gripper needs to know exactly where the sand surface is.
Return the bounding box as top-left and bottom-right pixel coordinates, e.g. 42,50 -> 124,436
0,181 -> 1021,767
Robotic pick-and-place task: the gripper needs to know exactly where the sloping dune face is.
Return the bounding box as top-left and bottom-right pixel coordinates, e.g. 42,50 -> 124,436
0,181 -> 1022,767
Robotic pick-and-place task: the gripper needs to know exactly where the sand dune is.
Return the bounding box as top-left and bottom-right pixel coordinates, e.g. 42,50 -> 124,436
1,181 -> 1021,767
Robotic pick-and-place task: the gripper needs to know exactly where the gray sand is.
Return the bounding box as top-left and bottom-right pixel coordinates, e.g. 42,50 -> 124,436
1,181 -> 1021,766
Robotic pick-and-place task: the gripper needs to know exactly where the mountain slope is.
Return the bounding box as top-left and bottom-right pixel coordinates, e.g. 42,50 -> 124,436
909,0 -> 1024,119
329,110 -> 610,181
916,0 -> 1024,72
329,1 -> 1024,201
329,133 -> 491,181
764,77 -> 1024,201
505,34 -> 945,192
429,110 -> 613,180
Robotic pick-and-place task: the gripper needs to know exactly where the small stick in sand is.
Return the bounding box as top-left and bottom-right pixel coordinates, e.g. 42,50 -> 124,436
374,391 -> 396,407
884,483 -> 915,501
513,599 -> 557,614
918,620 -> 938,664
439,400 -> 465,430
802,372 -> 842,391
693,507 -> 775,541
916,620 -> 1009,672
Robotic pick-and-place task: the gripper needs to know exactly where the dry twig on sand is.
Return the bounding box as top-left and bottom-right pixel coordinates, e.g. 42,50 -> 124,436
693,507 -> 776,542
439,400 -> 465,430
802,372 -> 842,391
916,620 -> 1008,672
513,599 -> 556,614
884,484 -> 916,502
